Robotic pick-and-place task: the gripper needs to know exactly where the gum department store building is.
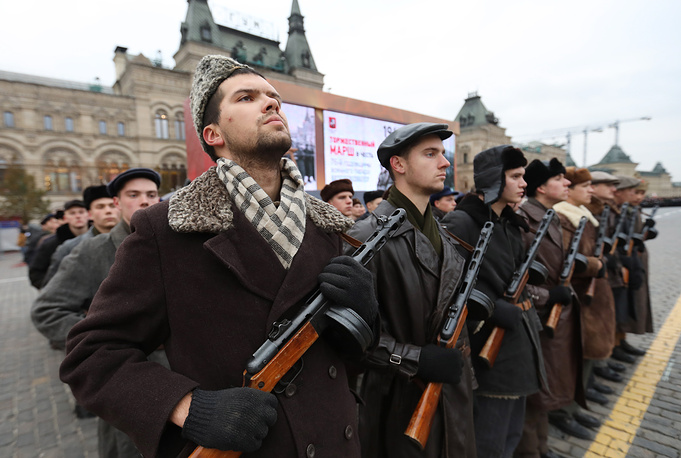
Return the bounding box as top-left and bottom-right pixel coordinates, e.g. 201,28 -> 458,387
1,0 -> 675,214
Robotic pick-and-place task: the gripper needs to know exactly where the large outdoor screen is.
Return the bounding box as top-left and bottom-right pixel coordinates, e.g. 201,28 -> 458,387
323,110 -> 455,191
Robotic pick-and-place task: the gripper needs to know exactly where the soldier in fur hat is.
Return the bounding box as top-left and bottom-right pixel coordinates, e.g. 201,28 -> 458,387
60,55 -> 378,458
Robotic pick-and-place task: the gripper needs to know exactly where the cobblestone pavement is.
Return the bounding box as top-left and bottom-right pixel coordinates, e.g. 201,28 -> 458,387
548,206 -> 681,458
1,207 -> 680,458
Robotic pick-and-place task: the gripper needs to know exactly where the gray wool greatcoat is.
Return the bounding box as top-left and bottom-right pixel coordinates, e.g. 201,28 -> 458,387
60,167 -> 362,458
31,221 -> 129,347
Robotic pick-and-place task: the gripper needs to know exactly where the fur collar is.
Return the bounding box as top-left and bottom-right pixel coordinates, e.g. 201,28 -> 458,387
168,167 -> 353,234
553,201 -> 599,228
456,193 -> 529,232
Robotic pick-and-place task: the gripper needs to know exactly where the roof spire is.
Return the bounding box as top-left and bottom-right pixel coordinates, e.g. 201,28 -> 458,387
284,0 -> 317,71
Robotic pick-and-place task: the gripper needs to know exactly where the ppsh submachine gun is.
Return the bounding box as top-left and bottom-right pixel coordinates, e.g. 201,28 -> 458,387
585,205 -> 611,304
190,209 -> 407,458
404,221 -> 495,449
545,216 -> 587,336
478,209 -> 555,368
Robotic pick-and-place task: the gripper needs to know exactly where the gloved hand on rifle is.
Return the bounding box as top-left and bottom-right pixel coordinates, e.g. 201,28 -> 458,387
318,256 -> 379,326
644,218 -> 656,228
604,253 -> 619,271
547,285 -> 572,307
181,387 -> 278,452
416,344 -> 463,385
490,298 -> 522,330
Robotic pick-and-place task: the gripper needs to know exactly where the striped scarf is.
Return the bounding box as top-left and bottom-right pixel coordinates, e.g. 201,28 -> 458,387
215,157 -> 307,269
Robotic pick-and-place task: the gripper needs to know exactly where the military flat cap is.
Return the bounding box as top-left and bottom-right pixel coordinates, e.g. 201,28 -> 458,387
590,171 -> 619,185
615,175 -> 640,190
107,168 -> 161,196
377,122 -> 452,169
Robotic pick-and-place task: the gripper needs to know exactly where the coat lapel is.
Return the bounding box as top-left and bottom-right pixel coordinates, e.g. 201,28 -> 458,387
204,208 -> 287,302
266,218 -> 342,326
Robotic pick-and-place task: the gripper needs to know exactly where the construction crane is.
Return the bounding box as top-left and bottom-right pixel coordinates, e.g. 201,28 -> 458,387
609,117 -> 652,146
515,116 -> 651,167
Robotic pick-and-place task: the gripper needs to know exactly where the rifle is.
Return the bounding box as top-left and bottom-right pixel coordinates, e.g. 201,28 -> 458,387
545,216 -> 587,336
609,202 -> 629,255
636,204 -> 659,244
585,205 -> 611,304
404,221 -> 494,449
189,209 -> 407,458
478,209 -> 555,368
621,206 -> 639,286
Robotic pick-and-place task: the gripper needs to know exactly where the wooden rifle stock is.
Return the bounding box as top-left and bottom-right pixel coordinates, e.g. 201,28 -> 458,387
478,209 -> 555,368
545,216 -> 587,336
404,222 -> 494,449
189,209 -> 407,458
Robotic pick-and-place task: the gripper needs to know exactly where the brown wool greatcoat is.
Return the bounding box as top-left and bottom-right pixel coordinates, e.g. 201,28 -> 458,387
553,202 -> 615,360
60,168 -> 362,458
517,198 -> 583,412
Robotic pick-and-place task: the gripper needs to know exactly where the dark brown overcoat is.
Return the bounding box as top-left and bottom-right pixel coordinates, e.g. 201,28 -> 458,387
517,198 -> 583,411
60,168 -> 362,458
553,202 -> 615,360
348,200 -> 476,458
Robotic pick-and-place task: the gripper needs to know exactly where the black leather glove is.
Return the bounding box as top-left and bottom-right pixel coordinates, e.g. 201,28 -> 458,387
416,344 -> 463,385
596,260 -> 607,278
547,285 -> 572,306
318,256 -> 378,326
644,218 -> 656,228
490,298 -> 522,330
182,388 -> 278,452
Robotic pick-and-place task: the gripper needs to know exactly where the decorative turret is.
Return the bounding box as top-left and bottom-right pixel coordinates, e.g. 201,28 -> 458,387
455,92 -> 499,128
284,0 -> 318,71
180,0 -> 220,47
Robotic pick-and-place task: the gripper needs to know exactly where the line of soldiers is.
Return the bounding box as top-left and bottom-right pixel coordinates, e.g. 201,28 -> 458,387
46,55 -> 658,458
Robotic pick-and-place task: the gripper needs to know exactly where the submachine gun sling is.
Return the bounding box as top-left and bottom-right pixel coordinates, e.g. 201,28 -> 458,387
404,221 -> 495,449
189,209 -> 407,458
478,209 -> 555,368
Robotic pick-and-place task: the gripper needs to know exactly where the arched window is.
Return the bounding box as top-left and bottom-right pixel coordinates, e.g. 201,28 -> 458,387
0,147 -> 22,188
174,113 -> 185,140
44,115 -> 53,131
97,151 -> 131,184
117,122 -> 126,137
158,154 -> 187,194
65,117 -> 74,132
3,111 -> 14,128
99,120 -> 108,135
43,150 -> 81,193
155,110 -> 169,139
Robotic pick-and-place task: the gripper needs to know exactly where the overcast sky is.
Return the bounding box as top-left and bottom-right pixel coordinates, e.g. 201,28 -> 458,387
2,0 -> 679,181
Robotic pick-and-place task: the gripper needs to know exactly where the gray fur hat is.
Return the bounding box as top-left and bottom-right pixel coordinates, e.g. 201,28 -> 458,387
189,55 -> 251,157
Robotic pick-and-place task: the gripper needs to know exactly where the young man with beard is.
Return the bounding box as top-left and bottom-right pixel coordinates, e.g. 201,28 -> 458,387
514,159 -> 586,458
552,168 -> 616,431
60,56 -> 377,458
349,123 -> 475,458
442,145 -> 546,458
